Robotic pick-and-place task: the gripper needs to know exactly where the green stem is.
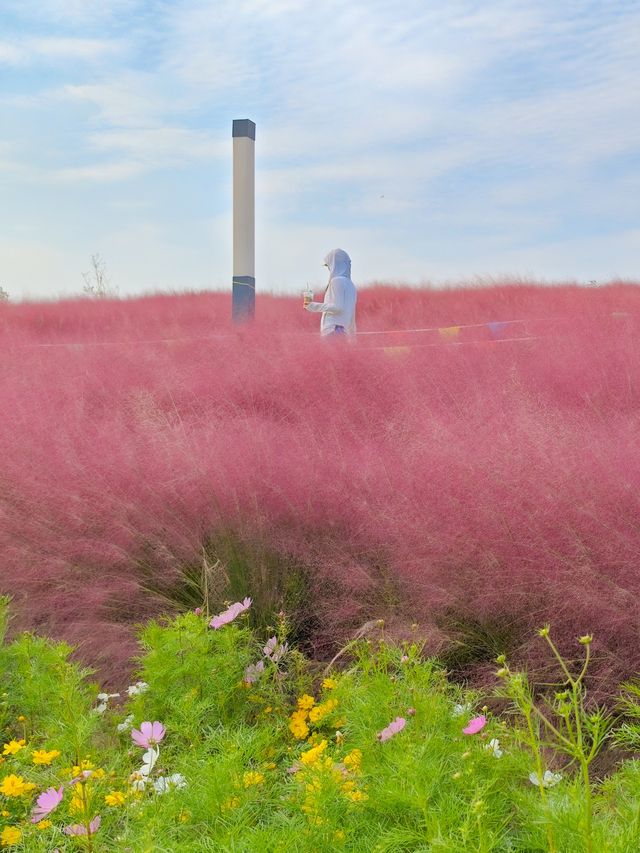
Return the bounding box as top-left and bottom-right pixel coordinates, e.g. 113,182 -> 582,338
571,682 -> 592,853
544,635 -> 575,685
523,706 -> 556,853
79,781 -> 95,853
530,704 -> 574,750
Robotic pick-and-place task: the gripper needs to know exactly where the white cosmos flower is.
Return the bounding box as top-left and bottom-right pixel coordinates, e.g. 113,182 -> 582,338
94,692 -> 120,714
129,772 -> 147,792
127,681 -> 149,697
452,702 -> 472,718
153,774 -> 187,794
529,770 -> 563,788
117,714 -> 134,732
485,738 -> 503,758
139,747 -> 159,778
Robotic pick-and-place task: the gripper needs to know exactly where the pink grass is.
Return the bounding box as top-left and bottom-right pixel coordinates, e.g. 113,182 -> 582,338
1,281 -> 640,692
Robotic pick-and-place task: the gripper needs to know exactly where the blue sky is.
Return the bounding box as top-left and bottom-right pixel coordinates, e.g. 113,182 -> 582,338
2,0 -> 639,299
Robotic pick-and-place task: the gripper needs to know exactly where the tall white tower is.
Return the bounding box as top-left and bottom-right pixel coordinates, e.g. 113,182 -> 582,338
232,119 -> 255,322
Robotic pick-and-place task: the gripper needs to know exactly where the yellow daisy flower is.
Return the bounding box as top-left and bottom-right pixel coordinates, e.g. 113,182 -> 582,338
2,741 -> 25,757
32,749 -> 61,766
0,826 -> 21,847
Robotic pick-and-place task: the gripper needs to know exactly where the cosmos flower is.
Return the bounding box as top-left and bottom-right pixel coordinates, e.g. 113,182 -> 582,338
463,716 -> 487,735
131,722 -> 165,749
377,717 -> 406,742
209,598 -> 251,629
529,770 -> 563,788
64,816 -> 101,836
31,787 -> 64,823
153,774 -> 187,793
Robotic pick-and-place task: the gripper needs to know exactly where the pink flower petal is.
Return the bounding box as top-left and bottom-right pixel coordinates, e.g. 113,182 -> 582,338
377,716 -> 406,742
64,815 -> 101,837
209,597 -> 252,629
150,721 -> 165,743
463,715 -> 487,735
131,720 -> 165,748
31,786 -> 64,822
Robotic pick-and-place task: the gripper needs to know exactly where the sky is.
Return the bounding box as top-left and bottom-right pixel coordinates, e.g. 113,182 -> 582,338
1,0 -> 640,299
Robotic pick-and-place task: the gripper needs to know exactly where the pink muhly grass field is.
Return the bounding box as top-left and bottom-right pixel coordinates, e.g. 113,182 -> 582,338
1,280 -> 640,692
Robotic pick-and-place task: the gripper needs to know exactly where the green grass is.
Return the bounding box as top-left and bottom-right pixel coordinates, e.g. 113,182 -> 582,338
1,597 -> 640,851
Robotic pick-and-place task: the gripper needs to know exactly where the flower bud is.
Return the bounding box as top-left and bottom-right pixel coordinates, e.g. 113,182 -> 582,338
538,625 -> 550,638
578,634 -> 593,645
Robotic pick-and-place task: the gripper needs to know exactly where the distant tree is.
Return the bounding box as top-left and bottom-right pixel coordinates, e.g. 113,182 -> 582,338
82,253 -> 117,298
0,285 -> 9,302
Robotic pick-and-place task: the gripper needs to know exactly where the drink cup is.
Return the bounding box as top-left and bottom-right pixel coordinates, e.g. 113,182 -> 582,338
303,288 -> 313,306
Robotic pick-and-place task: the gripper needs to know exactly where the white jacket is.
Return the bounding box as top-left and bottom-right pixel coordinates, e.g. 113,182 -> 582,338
305,248 -> 357,336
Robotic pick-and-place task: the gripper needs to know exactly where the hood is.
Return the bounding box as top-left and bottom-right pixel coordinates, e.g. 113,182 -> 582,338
324,248 -> 351,279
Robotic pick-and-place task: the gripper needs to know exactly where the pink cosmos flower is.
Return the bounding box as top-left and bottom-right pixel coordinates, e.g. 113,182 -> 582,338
263,636 -> 288,663
243,660 -> 265,684
65,815 -> 101,836
194,607 -> 202,616
31,786 -> 64,823
209,597 -> 251,629
69,770 -> 93,786
377,716 -> 406,742
131,721 -> 166,749
463,715 -> 487,735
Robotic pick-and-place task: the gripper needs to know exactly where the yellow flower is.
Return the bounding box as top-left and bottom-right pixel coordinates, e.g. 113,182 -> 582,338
2,741 -> 25,757
92,768 -> 106,779
300,740 -> 328,766
32,749 -> 61,766
0,812 -> 7,818
71,760 -> 94,775
343,749 -> 362,772
265,762 -> 277,770
309,699 -> 338,724
297,694 -> 315,711
179,809 -> 190,823
105,790 -> 126,807
290,721 -> 309,740
69,794 -> 84,814
243,771 -> 264,788
16,717 -> 25,723
289,709 -> 310,740
0,774 -> 36,797
36,820 -> 52,830
221,796 -> 240,811
0,826 -> 21,847
334,829 -> 346,842
343,786 -> 368,803
263,706 -> 273,714
322,677 -> 337,690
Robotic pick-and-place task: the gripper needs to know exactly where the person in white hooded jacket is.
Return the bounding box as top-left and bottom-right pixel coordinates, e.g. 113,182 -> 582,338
304,248 -> 357,337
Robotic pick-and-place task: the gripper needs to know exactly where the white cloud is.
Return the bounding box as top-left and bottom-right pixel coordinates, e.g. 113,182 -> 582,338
2,0 -> 639,296
88,128 -> 227,165
50,161 -> 145,183
2,0 -> 138,26
60,77 -> 169,127
0,36 -> 124,66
